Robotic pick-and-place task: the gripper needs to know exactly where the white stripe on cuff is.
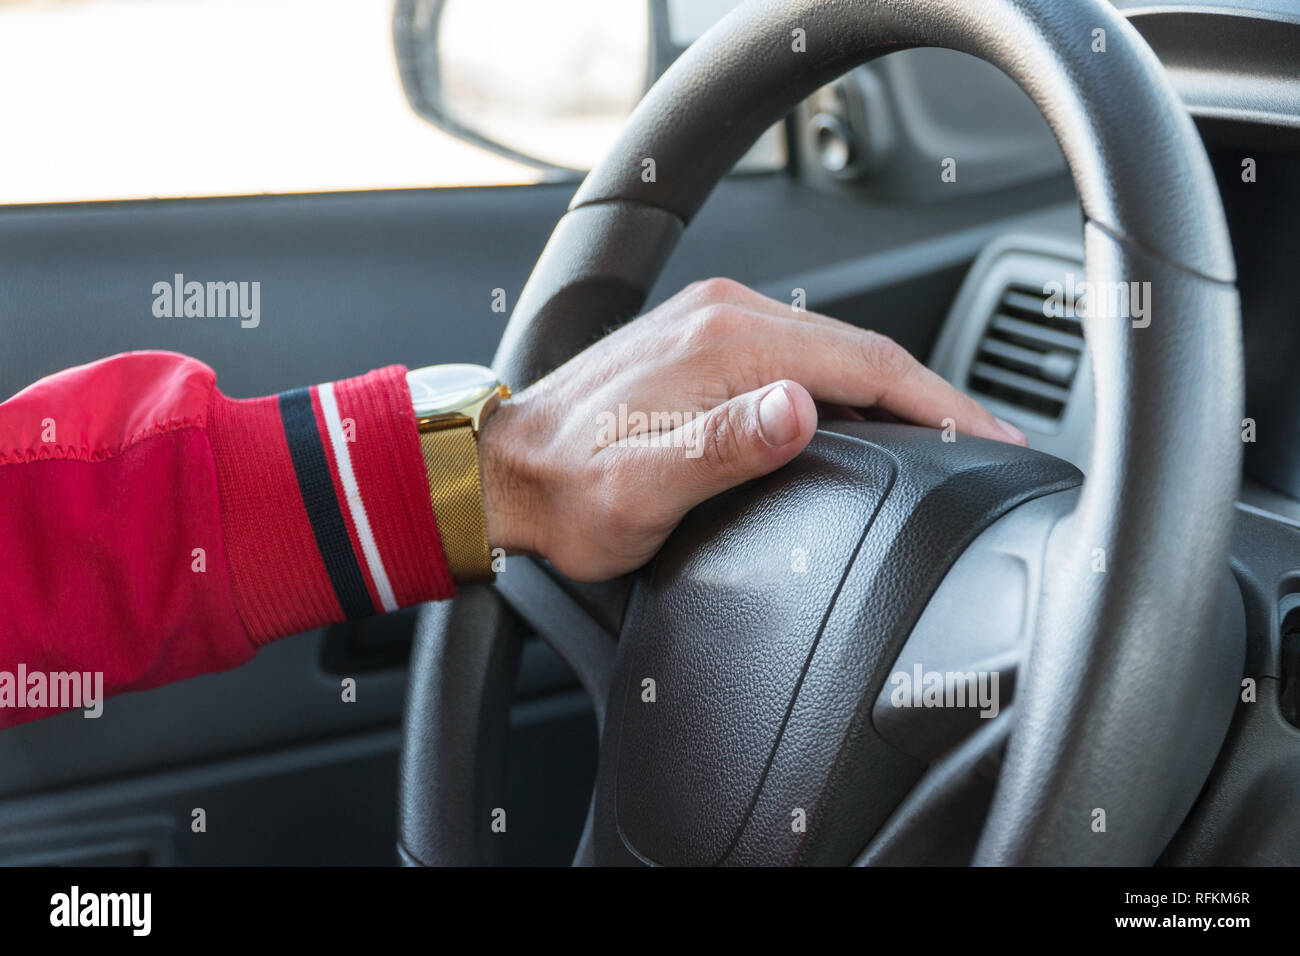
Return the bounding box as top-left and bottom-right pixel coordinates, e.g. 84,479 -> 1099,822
316,381 -> 399,614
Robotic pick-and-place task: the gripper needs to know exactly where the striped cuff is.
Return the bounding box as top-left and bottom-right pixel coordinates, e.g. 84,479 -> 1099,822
207,365 -> 455,645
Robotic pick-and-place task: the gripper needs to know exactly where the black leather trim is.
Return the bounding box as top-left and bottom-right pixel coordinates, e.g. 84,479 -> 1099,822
397,586 -> 522,866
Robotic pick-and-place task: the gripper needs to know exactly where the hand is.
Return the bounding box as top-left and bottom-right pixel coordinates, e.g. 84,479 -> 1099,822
477,278 -> 1026,582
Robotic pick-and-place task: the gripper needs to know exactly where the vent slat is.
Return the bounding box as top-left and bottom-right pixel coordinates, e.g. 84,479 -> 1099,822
966,280 -> 1086,422
976,338 -> 1079,386
989,314 -> 1085,353
999,289 -> 1054,317
969,362 -> 1072,403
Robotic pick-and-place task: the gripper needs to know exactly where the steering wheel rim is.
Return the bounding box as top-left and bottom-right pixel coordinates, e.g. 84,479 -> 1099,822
399,0 -> 1243,866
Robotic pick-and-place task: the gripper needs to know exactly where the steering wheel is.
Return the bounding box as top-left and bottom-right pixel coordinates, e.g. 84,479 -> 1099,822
397,0 -> 1246,866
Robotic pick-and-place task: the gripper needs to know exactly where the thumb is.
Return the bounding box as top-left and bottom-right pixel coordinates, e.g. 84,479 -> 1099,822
658,380 -> 818,512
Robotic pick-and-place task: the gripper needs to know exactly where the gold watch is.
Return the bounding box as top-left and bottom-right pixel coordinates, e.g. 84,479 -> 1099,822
407,364 -> 511,583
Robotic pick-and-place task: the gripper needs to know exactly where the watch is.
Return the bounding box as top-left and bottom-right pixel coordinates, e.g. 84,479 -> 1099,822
407,363 -> 511,583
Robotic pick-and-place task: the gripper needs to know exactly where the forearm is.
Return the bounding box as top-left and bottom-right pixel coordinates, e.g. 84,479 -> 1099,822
0,351 -> 454,728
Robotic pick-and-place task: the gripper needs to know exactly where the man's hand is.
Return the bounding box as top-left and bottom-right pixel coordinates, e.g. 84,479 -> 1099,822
477,278 -> 1026,582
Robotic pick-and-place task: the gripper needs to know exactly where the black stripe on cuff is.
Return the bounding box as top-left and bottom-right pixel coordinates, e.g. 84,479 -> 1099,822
278,387 -> 376,619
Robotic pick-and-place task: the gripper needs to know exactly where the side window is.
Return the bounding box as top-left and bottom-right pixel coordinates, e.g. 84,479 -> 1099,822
0,0 -> 781,206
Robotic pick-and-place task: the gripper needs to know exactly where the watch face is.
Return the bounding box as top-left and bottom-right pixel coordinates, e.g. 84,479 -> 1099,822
407,364 -> 499,419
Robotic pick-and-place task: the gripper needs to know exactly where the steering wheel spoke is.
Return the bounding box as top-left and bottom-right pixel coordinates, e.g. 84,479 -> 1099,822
493,557 -> 618,735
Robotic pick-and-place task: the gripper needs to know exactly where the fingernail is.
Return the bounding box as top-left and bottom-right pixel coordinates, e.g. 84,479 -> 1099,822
758,384 -> 799,446
996,417 -> 1028,445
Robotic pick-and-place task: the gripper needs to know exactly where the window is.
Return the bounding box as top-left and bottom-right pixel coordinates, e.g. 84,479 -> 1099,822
0,0 -> 781,206
0,0 -> 539,205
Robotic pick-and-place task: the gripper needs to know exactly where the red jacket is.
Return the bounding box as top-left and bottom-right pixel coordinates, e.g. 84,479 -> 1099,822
0,351 -> 456,729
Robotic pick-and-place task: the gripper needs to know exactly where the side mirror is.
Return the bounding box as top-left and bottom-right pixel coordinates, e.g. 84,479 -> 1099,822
393,0 -> 658,173
393,0 -> 773,174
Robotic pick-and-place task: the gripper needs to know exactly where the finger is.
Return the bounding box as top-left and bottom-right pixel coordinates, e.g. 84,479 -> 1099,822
719,313 -> 1026,445
628,380 -> 819,514
669,284 -> 1024,445
673,277 -> 811,324
676,277 -> 879,336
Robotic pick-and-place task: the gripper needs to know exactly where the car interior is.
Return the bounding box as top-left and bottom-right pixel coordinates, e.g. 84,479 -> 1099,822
1,0 -> 1299,867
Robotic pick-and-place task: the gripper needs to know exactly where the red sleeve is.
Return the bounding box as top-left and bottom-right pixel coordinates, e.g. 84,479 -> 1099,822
0,351 -> 455,729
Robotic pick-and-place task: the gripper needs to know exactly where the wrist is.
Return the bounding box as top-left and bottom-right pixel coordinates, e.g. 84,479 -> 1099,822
478,393 -> 544,559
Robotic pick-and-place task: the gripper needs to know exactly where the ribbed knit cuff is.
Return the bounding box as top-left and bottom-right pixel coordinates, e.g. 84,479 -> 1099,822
206,365 -> 455,645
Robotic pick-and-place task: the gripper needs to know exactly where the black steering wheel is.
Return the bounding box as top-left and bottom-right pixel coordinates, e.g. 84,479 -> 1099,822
398,0 -> 1246,866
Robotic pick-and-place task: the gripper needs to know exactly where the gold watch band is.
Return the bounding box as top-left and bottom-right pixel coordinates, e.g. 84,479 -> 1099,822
418,422 -> 494,583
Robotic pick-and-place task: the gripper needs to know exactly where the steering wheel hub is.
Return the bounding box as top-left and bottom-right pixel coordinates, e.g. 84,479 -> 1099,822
595,424 -> 1080,865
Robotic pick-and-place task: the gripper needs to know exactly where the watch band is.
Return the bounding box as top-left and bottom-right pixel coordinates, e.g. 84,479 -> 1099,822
418,421 -> 495,583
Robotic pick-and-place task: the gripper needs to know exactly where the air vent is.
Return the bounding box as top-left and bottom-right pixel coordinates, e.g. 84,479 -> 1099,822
967,281 -> 1084,421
